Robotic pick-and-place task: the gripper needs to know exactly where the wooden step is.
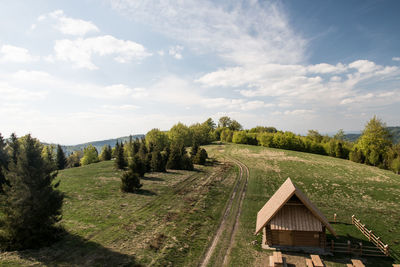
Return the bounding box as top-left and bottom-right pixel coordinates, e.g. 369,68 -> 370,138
351,259 -> 365,267
306,258 -> 314,267
311,254 -> 324,267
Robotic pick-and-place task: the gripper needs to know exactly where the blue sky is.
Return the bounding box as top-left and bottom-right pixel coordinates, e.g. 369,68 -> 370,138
1,0 -> 399,145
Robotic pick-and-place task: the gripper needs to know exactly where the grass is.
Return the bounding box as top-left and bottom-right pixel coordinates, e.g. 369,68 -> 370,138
205,143 -> 400,267
0,159 -> 237,266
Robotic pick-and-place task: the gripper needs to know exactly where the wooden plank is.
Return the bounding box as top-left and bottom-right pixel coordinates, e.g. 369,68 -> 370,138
269,255 -> 274,267
273,251 -> 283,264
306,258 -> 314,267
346,264 -> 353,267
392,265 -> 400,267
311,254 -> 324,267
351,259 -> 365,267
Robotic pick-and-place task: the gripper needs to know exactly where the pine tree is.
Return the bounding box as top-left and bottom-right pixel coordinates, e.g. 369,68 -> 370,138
151,150 -> 166,172
100,145 -> 112,161
56,145 -> 67,170
114,142 -> 127,170
193,148 -> 208,165
8,133 -> 19,165
0,133 -> 9,192
166,143 -> 183,170
190,142 -> 199,159
0,134 -> 64,250
131,155 -> 146,177
120,167 -> 142,193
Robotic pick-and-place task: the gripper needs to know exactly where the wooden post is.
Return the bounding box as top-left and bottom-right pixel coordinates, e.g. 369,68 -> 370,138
368,230 -> 372,241
331,240 -> 334,251
352,215 -> 355,224
384,244 -> 389,256
347,240 -> 351,254
359,242 -> 363,256
334,213 -> 337,223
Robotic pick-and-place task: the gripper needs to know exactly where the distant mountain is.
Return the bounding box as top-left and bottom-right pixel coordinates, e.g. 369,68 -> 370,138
61,134 -> 144,155
344,126 -> 400,144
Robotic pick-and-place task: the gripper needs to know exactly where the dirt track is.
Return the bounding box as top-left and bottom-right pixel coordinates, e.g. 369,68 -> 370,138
199,157 -> 249,267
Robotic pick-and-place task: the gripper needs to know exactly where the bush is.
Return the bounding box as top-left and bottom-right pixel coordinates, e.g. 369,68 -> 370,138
120,170 -> 142,193
193,148 -> 208,165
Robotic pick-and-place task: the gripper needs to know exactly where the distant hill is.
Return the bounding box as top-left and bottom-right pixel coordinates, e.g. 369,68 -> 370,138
344,126 -> 400,143
61,134 -> 144,155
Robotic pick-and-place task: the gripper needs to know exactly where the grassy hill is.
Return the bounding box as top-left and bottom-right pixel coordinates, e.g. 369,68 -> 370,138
1,143 -> 399,266
206,143 -> 400,266
344,126 -> 400,143
0,160 -> 236,266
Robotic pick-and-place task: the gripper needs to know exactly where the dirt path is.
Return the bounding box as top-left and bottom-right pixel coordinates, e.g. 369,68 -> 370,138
199,157 -> 249,267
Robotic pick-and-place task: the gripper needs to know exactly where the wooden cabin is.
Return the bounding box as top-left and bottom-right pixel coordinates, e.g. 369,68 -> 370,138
255,178 -> 336,248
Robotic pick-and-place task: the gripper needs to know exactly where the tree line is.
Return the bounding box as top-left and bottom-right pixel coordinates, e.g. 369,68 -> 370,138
217,116 -> 400,175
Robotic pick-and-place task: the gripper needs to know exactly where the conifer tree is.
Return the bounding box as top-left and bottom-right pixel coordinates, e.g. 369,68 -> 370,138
0,133 -> 9,192
193,148 -> 208,165
99,145 -> 112,161
8,133 -> 19,165
151,150 -> 166,172
166,143 -> 183,170
0,134 -> 63,250
131,155 -> 146,177
56,145 -> 67,170
114,142 -> 127,170
120,166 -> 142,193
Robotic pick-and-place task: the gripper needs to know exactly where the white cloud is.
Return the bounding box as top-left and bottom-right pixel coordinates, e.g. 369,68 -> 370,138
110,0 -> 306,65
52,35 -> 152,69
0,45 -> 37,63
41,9 -> 99,36
348,60 -> 378,73
168,45 -> 183,59
392,57 -> 400,62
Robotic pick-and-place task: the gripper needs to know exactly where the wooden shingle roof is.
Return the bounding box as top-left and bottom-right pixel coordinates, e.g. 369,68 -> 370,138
255,178 -> 337,236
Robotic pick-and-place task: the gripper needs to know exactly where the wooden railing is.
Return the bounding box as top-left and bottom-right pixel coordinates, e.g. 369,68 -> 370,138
352,215 -> 390,256
329,240 -> 388,257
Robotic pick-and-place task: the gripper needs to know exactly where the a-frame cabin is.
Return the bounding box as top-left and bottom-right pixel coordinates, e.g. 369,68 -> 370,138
255,178 -> 336,248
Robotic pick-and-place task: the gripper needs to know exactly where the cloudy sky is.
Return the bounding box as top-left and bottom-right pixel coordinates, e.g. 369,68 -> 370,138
1,0 -> 399,145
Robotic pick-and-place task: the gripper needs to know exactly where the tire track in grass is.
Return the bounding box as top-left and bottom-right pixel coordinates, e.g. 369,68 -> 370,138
199,157 -> 249,267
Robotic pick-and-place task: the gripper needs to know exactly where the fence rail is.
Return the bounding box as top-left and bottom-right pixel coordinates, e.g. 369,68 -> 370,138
351,215 -> 390,256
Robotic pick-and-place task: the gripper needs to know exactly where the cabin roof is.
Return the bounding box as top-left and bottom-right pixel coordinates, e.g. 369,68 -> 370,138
255,178 -> 336,236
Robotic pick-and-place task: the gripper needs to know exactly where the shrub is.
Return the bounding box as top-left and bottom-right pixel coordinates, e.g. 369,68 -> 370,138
120,170 -> 142,193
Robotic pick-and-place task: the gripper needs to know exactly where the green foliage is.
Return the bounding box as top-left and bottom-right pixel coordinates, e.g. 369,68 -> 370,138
0,134 -> 63,250
99,145 -> 112,161
80,145 -> 99,166
114,142 -> 127,170
146,129 -> 169,151
190,122 -> 213,145
167,144 -> 193,170
307,129 -> 323,143
220,128 -> 233,142
131,155 -> 146,177
356,116 -> 392,166
56,145 -> 67,170
192,148 -> 208,165
391,157 -> 400,174
0,133 -> 9,192
249,126 -> 277,133
8,133 -> 19,165
41,145 -> 56,171
168,122 -> 193,147
67,150 -> 83,168
232,131 -> 248,144
218,116 -> 232,128
150,150 -> 166,172
349,146 -> 365,163
229,120 -> 242,131
120,169 -> 142,193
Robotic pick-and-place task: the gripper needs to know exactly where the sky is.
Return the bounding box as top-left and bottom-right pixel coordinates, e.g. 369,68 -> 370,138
1,0 -> 399,145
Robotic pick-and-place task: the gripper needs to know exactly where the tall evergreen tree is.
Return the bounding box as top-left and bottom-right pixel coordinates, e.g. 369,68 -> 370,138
99,145 -> 112,161
114,142 -> 127,170
150,150 -> 166,172
131,155 -> 146,177
0,133 -> 9,192
8,133 -> 19,165
56,145 -> 67,170
0,134 -> 64,250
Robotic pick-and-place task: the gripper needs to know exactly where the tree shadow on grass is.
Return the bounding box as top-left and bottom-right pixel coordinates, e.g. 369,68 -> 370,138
16,231 -> 141,267
135,189 -> 157,196
142,176 -> 164,182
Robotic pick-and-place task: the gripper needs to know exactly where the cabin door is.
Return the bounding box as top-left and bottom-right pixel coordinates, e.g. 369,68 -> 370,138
278,231 -> 293,246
